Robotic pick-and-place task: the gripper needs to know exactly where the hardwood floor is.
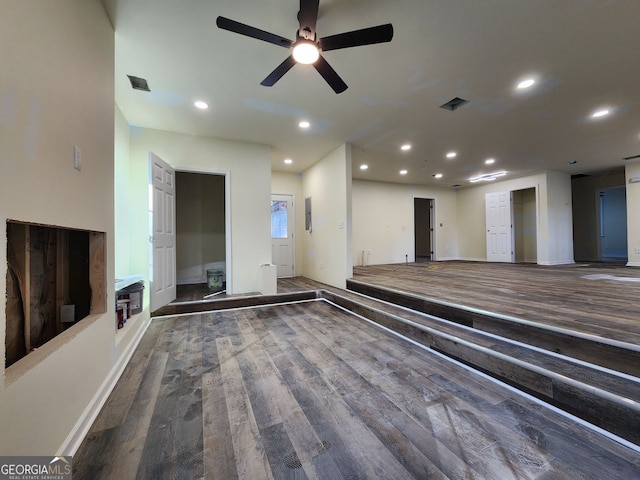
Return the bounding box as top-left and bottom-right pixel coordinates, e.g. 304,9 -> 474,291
74,299 -> 640,479
352,261 -> 640,346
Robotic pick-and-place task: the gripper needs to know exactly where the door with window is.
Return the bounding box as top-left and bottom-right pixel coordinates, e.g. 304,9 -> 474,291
271,194 -> 294,277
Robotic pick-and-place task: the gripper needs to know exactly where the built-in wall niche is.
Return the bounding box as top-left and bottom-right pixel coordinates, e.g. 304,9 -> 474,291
5,220 -> 106,368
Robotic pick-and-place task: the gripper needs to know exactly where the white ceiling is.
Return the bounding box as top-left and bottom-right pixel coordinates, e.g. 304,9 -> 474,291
102,0 -> 640,187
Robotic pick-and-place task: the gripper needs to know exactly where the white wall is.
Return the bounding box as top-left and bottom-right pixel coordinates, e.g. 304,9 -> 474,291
128,127 -> 272,295
271,171 -> 304,276
302,144 -> 352,288
545,170 -> 574,265
352,180 -> 459,265
626,161 -> 640,266
115,106 -> 132,276
0,0 -> 128,455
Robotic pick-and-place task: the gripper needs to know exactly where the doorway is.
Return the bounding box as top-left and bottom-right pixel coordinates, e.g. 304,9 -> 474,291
598,186 -> 627,261
414,198 -> 433,262
174,171 -> 227,300
513,188 -> 537,263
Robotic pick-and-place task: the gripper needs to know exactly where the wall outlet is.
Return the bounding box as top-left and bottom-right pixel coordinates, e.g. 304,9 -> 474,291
73,145 -> 81,171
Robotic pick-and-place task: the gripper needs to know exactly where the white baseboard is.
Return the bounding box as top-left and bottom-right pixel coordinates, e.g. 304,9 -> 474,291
57,314 -> 153,456
537,260 -> 575,266
626,261 -> 640,267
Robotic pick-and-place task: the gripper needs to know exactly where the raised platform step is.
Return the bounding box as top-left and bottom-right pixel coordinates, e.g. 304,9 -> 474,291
347,279 -> 640,378
341,280 -> 640,446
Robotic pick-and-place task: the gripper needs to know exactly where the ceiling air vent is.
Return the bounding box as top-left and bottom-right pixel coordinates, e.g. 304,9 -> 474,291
127,75 -> 150,92
623,154 -> 640,161
440,97 -> 469,111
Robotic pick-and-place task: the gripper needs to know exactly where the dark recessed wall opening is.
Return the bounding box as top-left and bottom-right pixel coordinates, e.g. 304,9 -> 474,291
5,220 -> 106,368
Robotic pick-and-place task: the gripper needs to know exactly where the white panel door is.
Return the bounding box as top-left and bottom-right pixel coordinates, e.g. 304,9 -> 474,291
149,152 -> 176,311
271,194 -> 294,277
486,191 -> 513,262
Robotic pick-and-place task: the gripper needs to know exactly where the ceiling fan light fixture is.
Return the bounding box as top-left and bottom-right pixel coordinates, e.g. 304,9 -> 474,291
292,41 -> 320,64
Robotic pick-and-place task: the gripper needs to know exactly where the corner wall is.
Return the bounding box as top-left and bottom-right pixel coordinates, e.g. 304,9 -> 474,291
0,0 -> 121,455
302,145 -> 352,288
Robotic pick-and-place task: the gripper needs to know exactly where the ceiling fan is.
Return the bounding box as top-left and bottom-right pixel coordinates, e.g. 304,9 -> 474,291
216,0 -> 393,94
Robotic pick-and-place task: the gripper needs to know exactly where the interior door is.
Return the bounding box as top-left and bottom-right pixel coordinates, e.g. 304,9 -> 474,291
149,152 -> 176,311
486,191 -> 513,262
271,194 -> 294,277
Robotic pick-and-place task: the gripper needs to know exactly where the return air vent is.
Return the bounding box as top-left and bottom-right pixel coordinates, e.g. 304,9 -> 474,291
623,154 -> 640,161
127,75 -> 150,92
440,97 -> 469,111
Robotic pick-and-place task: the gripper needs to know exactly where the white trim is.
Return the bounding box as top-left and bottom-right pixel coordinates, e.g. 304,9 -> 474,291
627,261 -> 640,267
57,314 -> 153,456
537,260 -> 576,266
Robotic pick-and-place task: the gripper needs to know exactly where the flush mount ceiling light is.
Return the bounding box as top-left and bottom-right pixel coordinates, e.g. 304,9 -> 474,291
517,78 -> 536,90
469,171 -> 508,183
401,144 -> 412,151
485,158 -> 495,165
433,173 -> 443,179
298,120 -> 311,128
399,169 -> 408,175
360,164 -> 368,170
194,100 -> 209,110
284,158 -> 293,165
446,151 -> 457,159
591,109 -> 610,119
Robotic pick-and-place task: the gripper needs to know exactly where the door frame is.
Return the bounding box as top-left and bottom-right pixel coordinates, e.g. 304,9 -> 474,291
271,193 -> 295,277
413,197 -> 436,261
176,166 -> 232,293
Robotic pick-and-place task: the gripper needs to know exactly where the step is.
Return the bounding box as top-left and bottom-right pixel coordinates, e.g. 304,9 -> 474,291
325,286 -> 640,446
347,279 -> 640,378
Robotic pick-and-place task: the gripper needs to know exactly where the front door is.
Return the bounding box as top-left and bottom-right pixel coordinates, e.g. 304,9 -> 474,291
271,194 -> 294,277
486,191 -> 513,262
149,152 -> 176,311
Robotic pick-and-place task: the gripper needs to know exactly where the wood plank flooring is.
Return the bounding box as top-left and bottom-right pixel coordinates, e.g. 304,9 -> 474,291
352,261 -> 640,346
74,300 -> 640,479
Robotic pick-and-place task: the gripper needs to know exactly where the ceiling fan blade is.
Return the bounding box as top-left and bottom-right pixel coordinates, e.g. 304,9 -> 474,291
297,0 -> 320,38
260,55 -> 297,87
216,16 -> 292,48
320,23 -> 393,52
313,55 -> 348,94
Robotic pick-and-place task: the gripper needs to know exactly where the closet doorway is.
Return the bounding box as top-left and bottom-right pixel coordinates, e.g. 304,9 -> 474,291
175,171 -> 228,300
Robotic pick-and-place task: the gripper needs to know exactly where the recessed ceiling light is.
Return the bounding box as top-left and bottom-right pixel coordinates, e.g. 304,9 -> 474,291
360,164 -> 368,170
284,158 -> 293,165
399,169 -> 408,175
591,109 -> 610,118
434,173 -> 443,179
485,158 -> 495,165
194,100 -> 209,110
517,78 -> 536,90
446,151 -> 457,159
401,144 -> 412,151
569,160 -> 578,165
299,120 -> 310,129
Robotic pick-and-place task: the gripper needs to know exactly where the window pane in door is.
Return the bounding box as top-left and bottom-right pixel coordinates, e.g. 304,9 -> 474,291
271,200 -> 287,238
